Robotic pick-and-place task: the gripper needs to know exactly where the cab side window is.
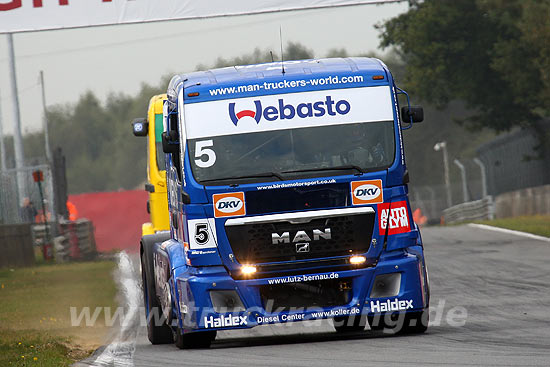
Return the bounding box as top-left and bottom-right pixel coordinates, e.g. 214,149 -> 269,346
167,108 -> 182,181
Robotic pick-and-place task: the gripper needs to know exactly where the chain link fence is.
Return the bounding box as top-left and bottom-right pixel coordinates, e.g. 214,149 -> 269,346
410,179 -> 484,224
0,164 -> 55,225
410,123 -> 550,224
478,124 -> 550,196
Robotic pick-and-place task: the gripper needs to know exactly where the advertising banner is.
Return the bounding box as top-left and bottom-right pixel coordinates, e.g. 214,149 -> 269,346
184,86 -> 393,139
0,0 -> 400,33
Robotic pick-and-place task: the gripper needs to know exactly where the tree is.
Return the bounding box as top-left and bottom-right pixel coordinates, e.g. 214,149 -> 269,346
41,83 -> 163,193
377,0 -> 550,133
10,40 -> 498,195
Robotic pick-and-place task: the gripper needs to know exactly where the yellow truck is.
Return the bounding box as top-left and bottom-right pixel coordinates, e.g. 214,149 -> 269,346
132,94 -> 169,235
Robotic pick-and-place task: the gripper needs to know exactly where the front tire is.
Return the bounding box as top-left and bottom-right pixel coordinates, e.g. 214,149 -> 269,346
333,315 -> 366,333
141,234 -> 173,344
367,308 -> 429,334
400,309 -> 429,334
174,329 -> 217,349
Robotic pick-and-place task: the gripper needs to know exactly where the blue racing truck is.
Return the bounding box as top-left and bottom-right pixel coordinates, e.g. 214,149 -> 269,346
139,57 -> 429,349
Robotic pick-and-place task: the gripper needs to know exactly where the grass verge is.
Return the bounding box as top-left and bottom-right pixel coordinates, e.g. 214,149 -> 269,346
473,215 -> 550,238
0,329 -> 89,366
0,260 -> 118,366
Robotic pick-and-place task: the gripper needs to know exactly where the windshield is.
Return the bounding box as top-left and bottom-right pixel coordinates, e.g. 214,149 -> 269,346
188,121 -> 395,185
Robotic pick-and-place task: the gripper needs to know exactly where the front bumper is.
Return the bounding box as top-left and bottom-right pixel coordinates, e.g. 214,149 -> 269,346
173,249 -> 427,332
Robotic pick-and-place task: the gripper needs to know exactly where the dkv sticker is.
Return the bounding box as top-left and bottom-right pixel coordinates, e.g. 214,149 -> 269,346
351,180 -> 383,205
213,192 -> 246,218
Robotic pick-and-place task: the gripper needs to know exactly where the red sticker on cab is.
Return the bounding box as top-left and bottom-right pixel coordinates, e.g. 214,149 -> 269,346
378,200 -> 410,235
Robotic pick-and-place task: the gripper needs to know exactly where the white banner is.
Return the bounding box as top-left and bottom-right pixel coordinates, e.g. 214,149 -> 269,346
184,86 -> 394,139
0,0 -> 400,34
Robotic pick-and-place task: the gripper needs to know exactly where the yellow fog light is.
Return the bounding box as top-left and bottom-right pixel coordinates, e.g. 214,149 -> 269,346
350,255 -> 367,265
241,265 -> 257,275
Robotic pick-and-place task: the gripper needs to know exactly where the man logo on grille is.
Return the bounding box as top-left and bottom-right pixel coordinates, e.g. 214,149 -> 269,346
272,228 -> 331,245
295,243 -> 310,253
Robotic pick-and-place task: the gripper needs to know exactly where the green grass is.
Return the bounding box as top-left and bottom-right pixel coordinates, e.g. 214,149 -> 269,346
0,329 -> 80,367
0,261 -> 118,366
474,215 -> 550,238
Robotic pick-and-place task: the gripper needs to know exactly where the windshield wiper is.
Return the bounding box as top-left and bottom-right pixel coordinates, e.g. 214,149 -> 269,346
282,165 -> 364,175
200,171 -> 286,184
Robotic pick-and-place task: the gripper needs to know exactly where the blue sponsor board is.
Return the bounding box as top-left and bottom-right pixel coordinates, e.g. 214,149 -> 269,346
179,59 -> 390,103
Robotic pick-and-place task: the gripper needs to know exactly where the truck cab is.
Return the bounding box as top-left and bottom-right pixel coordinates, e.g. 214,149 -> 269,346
133,94 -> 170,235
140,58 -> 428,349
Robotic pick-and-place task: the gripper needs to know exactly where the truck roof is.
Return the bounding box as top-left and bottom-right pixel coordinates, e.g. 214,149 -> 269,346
181,57 -> 387,87
170,57 -> 392,104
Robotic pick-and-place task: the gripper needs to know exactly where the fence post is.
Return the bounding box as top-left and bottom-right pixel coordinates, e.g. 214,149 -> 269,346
454,159 -> 469,203
52,147 -> 68,219
434,141 -> 453,208
473,157 -> 488,198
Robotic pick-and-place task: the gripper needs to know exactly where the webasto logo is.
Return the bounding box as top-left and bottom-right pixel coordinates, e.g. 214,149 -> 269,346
228,96 -> 351,126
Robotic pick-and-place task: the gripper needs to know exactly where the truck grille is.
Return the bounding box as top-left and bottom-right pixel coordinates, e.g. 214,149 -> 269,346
260,279 -> 352,312
225,209 -> 374,264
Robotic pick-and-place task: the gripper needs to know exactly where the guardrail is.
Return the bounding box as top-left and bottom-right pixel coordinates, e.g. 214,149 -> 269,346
443,196 -> 495,224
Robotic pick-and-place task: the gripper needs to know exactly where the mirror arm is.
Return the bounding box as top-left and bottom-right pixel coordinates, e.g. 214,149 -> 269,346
395,86 -> 414,130
162,131 -> 180,154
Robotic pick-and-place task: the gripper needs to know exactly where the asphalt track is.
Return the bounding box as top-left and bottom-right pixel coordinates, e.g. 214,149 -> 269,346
85,225 -> 550,366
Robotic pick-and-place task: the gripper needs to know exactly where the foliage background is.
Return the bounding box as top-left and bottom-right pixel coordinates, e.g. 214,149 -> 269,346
12,0 -> 550,196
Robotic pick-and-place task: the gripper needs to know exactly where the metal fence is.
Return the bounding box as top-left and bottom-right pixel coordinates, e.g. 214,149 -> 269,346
477,125 -> 550,196
409,180 -> 484,224
411,122 -> 550,224
0,164 -> 55,225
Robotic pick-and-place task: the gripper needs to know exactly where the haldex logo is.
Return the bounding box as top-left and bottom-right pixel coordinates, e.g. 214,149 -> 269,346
228,96 -> 351,126
204,314 -> 247,329
370,298 -> 413,313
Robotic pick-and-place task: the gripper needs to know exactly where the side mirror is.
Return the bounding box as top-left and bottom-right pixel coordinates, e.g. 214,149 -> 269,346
401,106 -> 424,123
132,118 -> 148,136
162,131 -> 179,154
181,191 -> 191,205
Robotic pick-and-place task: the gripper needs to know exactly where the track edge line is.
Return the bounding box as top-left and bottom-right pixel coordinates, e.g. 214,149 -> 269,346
467,223 -> 550,242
